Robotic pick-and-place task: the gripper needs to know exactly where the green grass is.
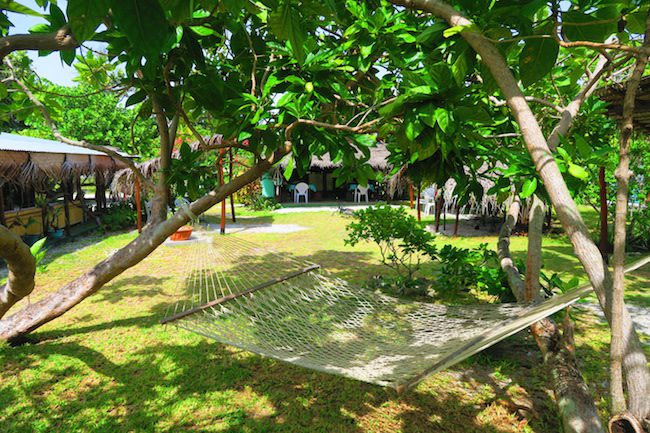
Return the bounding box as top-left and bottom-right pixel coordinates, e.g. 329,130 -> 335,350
0,205 -> 647,432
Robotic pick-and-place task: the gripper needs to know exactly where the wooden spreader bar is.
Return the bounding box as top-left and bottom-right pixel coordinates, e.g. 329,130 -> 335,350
160,264 -> 321,324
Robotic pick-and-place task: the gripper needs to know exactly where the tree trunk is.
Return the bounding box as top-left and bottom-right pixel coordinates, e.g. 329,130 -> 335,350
610,15 -> 650,418
0,226 -> 36,318
524,194 -> 545,300
151,101 -> 173,225
598,167 -> 609,260
497,195 -> 525,300
0,146 -> 289,341
498,197 -> 604,433
387,0 -> 650,419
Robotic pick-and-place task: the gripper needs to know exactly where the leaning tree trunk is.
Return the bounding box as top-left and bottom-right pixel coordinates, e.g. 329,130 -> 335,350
610,15 -> 650,428
0,226 -> 36,318
0,146 -> 288,341
498,195 -> 604,433
387,0 -> 650,420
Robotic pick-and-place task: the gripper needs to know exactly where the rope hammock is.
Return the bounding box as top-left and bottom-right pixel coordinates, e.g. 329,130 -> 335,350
161,235 -> 641,392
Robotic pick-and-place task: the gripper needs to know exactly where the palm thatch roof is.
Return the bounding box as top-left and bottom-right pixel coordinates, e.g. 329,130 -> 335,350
600,76 -> 650,135
0,133 -> 133,188
279,143 -> 392,171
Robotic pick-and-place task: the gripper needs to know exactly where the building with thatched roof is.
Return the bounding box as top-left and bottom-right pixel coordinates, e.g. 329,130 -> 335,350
276,143 -> 394,201
600,75 -> 650,135
0,132 -> 134,238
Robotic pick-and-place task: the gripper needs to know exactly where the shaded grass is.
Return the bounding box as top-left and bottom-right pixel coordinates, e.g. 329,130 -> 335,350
0,205 -> 648,432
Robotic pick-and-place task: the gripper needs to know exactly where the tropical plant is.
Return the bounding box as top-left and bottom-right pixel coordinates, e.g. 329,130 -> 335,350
345,204 -> 437,283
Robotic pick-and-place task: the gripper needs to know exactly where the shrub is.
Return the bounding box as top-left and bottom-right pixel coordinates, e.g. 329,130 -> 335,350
234,180 -> 261,207
247,196 -> 281,211
345,204 -> 437,288
435,244 -> 513,301
629,207 -> 650,252
101,202 -> 137,231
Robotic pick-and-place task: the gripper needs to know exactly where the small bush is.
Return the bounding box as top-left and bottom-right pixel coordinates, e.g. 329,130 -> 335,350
247,196 -> 281,211
101,202 -> 137,231
234,181 -> 261,207
629,207 -> 650,252
435,243 -> 513,301
345,204 -> 437,291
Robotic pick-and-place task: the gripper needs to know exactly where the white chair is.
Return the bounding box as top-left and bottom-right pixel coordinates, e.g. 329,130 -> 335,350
420,186 -> 436,215
294,182 -> 309,203
354,185 -> 369,203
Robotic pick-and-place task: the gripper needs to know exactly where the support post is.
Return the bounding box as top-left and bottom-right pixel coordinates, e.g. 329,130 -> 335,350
409,182 -> 414,209
598,166 -> 609,261
219,150 -> 226,235
229,148 -> 236,223
62,180 -> 71,236
0,185 -> 6,227
416,183 -> 421,221
135,177 -> 142,233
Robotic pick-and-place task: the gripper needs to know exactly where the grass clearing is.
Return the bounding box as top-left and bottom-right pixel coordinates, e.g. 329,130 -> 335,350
0,205 -> 648,432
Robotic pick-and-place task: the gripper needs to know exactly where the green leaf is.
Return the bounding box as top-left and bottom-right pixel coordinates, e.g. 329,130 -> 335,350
0,0 -> 43,16
568,164 -> 589,180
443,24 -> 475,38
404,117 -> 424,141
520,178 -> 538,199
268,1 -> 305,64
60,48 -> 75,65
66,0 -> 109,41
0,82 -> 8,99
109,0 -> 174,59
283,156 -> 294,180
519,36 -> 558,87
434,108 -> 450,133
49,3 -> 66,28
125,90 -> 146,107
563,11 -> 615,43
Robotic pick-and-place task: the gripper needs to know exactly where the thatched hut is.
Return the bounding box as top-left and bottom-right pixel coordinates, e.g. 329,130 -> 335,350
600,75 -> 650,135
277,143 -> 394,201
0,132 -> 134,237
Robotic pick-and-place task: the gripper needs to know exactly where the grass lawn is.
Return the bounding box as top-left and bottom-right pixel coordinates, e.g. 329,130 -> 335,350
0,205 -> 648,432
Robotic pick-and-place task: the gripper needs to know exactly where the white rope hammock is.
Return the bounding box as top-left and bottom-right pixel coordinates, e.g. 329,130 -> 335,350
161,235 -> 635,392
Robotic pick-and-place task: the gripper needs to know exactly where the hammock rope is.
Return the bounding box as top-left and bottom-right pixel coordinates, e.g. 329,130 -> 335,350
162,234 -> 645,392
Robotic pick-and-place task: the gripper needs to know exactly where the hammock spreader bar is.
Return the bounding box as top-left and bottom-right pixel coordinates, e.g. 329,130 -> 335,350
160,263 -> 321,324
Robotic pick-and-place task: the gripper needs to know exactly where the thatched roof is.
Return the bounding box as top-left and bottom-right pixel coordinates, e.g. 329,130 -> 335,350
600,76 -> 650,135
281,143 -> 392,171
0,133 -> 133,187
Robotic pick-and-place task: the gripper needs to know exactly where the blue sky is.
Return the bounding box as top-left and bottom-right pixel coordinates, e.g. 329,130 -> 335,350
6,0 -> 78,86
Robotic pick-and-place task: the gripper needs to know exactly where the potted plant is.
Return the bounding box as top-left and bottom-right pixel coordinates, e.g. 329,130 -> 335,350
34,193 -> 49,236
169,198 -> 193,241
10,216 -> 40,246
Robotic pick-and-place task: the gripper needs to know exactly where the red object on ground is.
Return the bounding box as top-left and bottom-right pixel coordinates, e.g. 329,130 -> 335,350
170,226 -> 193,241
135,177 -> 142,233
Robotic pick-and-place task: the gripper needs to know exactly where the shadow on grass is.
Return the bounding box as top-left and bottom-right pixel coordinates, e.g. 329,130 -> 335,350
1,335 -> 553,433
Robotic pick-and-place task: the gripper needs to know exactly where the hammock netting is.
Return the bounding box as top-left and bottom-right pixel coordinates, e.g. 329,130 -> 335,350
162,234 -> 592,391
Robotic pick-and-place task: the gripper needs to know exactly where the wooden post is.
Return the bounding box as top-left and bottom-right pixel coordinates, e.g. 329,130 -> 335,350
598,166 -> 609,261
416,184 -> 421,222
219,150 -> 226,235
135,177 -> 142,233
62,180 -> 71,236
409,183 -> 414,209
0,185 -> 6,227
229,148 -> 236,223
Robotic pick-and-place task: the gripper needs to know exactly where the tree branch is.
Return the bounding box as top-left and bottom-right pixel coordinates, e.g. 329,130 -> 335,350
0,27 -> 77,61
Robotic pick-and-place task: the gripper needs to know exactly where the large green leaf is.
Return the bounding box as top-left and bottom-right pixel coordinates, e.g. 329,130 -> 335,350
0,0 -> 42,16
520,178 -> 537,199
519,36 -> 558,88
562,11 -> 615,43
66,0 -> 109,41
268,1 -> 305,64
109,0 -> 174,58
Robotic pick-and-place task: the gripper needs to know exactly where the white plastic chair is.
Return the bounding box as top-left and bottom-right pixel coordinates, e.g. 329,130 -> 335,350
420,186 -> 436,215
294,182 -> 309,203
354,185 -> 369,203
